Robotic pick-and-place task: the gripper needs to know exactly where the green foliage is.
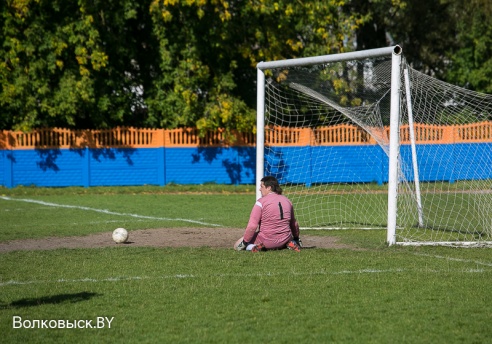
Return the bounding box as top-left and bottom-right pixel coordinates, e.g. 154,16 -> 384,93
0,0 -> 158,130
0,0 -> 365,135
146,0 -> 363,138
348,0 -> 492,91
347,0 -> 460,77
445,0 -> 492,93
2,0 -> 491,132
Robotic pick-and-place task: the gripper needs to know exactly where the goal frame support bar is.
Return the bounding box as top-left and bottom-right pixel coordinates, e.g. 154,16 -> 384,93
256,67 -> 265,201
256,46 -> 403,245
403,68 -> 424,228
386,48 -> 403,245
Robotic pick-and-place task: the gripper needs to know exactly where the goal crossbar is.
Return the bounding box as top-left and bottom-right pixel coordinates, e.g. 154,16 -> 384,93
257,46 -> 400,70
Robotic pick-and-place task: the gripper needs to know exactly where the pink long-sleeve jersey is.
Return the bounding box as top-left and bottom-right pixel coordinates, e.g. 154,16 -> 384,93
243,192 -> 300,249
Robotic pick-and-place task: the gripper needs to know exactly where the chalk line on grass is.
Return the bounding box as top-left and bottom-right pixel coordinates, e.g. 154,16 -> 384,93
413,252 -> 492,267
0,196 -> 222,227
1,267 -> 490,287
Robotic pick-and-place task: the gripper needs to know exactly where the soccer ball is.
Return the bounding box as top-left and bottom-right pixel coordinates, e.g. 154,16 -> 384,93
112,228 -> 129,243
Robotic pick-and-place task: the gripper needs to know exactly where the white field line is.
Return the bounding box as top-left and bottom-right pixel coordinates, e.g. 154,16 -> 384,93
301,227 -> 384,231
413,252 -> 492,267
0,196 -> 222,227
6,219 -> 151,229
1,267 -> 490,287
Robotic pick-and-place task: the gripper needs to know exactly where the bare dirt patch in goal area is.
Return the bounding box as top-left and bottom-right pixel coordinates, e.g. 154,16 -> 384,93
0,228 -> 355,253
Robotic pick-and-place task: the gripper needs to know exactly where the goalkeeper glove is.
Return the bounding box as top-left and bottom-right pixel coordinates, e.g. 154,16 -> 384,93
236,240 -> 247,251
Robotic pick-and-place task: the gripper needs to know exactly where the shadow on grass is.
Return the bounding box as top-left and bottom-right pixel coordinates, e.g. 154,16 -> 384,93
1,292 -> 100,309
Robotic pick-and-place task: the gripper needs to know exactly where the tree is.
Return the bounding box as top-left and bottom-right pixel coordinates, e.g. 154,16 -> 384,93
348,0 -> 492,94
445,0 -> 492,93
0,0 -> 157,130
146,0 -> 367,137
346,0 -> 460,78
0,0 -> 367,133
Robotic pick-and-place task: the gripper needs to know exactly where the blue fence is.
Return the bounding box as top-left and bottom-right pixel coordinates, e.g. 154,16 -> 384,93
0,147 -> 256,187
267,143 -> 492,186
1,143 -> 491,188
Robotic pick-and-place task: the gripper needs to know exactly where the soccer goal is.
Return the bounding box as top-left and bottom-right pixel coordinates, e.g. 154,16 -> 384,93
256,46 -> 492,247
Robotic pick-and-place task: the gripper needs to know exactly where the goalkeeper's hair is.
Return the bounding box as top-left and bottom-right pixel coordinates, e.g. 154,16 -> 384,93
261,176 -> 283,195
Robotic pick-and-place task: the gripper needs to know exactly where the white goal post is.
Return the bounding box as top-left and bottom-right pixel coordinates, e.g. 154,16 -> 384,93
256,46 -> 492,247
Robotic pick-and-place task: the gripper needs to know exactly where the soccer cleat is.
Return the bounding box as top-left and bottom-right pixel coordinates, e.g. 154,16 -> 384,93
287,240 -> 301,252
293,237 -> 303,248
251,243 -> 266,252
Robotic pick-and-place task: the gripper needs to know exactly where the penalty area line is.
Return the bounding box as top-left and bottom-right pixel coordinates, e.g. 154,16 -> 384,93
301,227 -> 384,231
1,267 -> 490,287
412,252 -> 492,267
0,196 -> 222,227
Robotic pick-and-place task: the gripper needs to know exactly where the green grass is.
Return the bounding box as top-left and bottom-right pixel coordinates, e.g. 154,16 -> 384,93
0,187 -> 253,241
1,185 -> 491,343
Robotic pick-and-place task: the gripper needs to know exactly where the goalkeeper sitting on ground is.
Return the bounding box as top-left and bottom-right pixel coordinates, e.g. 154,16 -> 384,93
235,176 -> 302,252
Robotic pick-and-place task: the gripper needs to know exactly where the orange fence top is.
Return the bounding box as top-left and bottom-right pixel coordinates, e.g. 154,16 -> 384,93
0,127 -> 256,149
1,122 -> 491,149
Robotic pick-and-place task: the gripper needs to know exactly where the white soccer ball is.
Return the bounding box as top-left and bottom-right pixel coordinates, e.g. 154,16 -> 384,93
112,228 -> 129,243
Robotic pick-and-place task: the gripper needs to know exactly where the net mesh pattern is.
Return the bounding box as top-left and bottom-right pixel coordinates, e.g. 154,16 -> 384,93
263,56 -> 492,244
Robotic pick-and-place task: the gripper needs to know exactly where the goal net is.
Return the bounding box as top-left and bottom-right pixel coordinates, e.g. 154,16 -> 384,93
256,46 -> 492,246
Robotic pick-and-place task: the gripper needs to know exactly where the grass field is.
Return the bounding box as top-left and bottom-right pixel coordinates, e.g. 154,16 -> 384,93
1,185 -> 491,343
